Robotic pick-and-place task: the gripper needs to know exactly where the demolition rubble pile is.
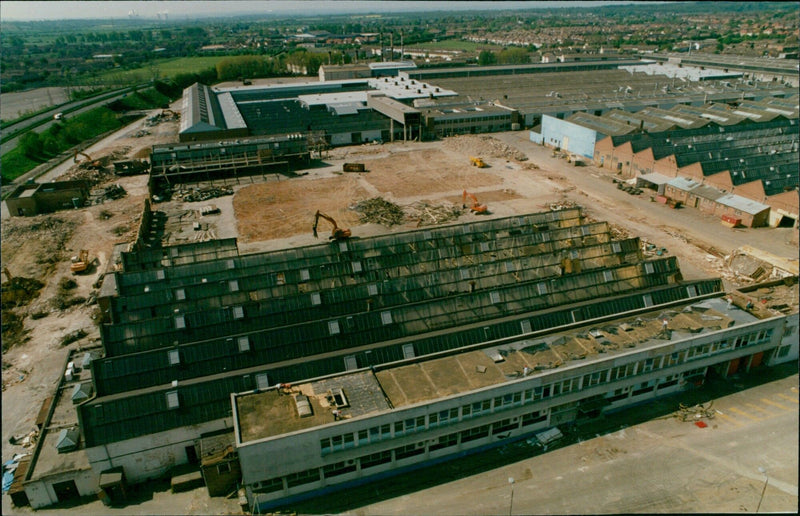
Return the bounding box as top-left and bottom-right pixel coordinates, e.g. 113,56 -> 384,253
145,110 -> 180,127
549,199 -> 581,212
173,185 -> 234,203
88,184 -> 127,205
351,197 -> 405,227
673,402 -> 715,422
58,148 -> 131,185
1,276 -> 45,309
406,201 -> 462,227
443,135 -> 528,161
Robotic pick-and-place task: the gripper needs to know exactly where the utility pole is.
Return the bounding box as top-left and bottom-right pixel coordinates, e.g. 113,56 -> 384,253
508,477 -> 515,516
755,467 -> 768,513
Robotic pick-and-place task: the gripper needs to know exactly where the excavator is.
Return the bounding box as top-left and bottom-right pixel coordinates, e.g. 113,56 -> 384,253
462,190 -> 489,214
74,150 -> 103,169
313,211 -> 352,240
470,156 -> 486,168
74,150 -> 93,163
70,249 -> 90,274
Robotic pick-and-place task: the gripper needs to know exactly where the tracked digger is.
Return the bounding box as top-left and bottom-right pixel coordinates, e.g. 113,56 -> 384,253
74,150 -> 103,170
462,190 -> 489,214
313,211 -> 352,240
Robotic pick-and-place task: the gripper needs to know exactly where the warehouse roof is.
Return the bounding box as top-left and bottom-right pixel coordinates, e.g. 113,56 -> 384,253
565,112 -> 636,136
716,194 -> 771,215
81,276 -> 723,447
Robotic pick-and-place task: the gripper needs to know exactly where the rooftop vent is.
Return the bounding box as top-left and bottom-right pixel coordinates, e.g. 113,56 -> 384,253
71,382 -> 93,404
328,388 -> 349,408
294,394 -> 313,418
55,427 -> 80,453
166,390 -> 179,410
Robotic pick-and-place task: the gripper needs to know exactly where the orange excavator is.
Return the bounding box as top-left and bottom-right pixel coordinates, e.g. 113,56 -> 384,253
313,211 -> 352,240
74,150 -> 103,169
462,190 -> 488,214
74,150 -> 93,163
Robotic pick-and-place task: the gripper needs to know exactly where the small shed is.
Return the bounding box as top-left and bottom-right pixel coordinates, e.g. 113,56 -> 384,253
199,429 -> 241,497
636,172 -> 673,196
715,194 -> 771,228
98,467 -> 128,506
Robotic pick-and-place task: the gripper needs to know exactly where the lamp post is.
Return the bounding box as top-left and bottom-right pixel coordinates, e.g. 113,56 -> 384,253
755,467 -> 768,513
508,477 -> 515,516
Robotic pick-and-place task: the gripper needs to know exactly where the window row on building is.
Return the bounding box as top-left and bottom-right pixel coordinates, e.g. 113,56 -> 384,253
317,327 -> 772,456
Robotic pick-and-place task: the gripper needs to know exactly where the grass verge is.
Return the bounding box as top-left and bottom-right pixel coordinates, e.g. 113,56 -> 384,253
1,106 -> 122,184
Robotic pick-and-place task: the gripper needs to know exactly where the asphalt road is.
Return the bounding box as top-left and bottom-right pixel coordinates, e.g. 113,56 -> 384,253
1,87 -> 135,156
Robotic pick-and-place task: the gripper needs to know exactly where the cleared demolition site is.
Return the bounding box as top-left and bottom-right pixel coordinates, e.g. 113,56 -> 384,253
1,59 -> 798,515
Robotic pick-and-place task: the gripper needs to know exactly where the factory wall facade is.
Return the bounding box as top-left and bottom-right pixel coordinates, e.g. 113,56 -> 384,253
24,469 -> 97,509
530,115 -> 601,158
84,418 -> 233,485
237,313 -> 790,511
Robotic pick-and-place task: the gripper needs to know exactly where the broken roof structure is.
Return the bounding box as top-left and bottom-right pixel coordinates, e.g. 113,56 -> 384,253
84,207 -> 723,449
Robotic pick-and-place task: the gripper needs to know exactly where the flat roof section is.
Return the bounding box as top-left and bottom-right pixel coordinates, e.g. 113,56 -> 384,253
235,295 -> 759,443
26,348 -> 102,483
236,371 -> 389,442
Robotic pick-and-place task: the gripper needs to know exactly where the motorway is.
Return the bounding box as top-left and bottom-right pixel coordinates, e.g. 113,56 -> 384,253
0,86 -> 137,156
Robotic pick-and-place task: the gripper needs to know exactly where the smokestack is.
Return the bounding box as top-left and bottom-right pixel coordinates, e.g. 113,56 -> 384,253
401,29 -> 404,60
390,33 -> 394,61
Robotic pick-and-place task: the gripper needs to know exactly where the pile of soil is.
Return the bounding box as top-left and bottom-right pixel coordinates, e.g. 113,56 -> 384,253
442,135 -> 528,161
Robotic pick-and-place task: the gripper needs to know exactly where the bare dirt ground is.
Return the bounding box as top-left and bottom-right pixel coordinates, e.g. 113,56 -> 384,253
1,112 -> 176,468
1,122 -> 797,515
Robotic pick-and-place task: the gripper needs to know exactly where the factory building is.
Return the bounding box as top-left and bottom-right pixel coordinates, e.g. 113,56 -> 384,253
593,116 -> 798,227
177,61 -> 796,150
5,180 -> 90,217
11,206 -> 797,510
77,207 -> 715,481
233,279 -> 798,511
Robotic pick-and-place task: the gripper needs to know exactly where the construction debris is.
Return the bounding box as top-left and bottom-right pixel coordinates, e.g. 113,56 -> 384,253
88,184 -> 127,205
674,402 -> 715,422
173,186 -> 234,203
405,201 -> 462,227
351,198 -> 405,227
145,110 -> 180,127
1,276 -> 45,309
549,199 -> 581,212
443,135 -> 528,161
8,428 -> 39,448
58,148 -> 131,185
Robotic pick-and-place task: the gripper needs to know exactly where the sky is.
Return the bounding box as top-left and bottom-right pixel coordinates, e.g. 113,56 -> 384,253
0,1 -> 637,21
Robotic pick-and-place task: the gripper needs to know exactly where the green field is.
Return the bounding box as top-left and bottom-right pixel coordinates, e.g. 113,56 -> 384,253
417,39 -> 502,52
92,56 -> 223,85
